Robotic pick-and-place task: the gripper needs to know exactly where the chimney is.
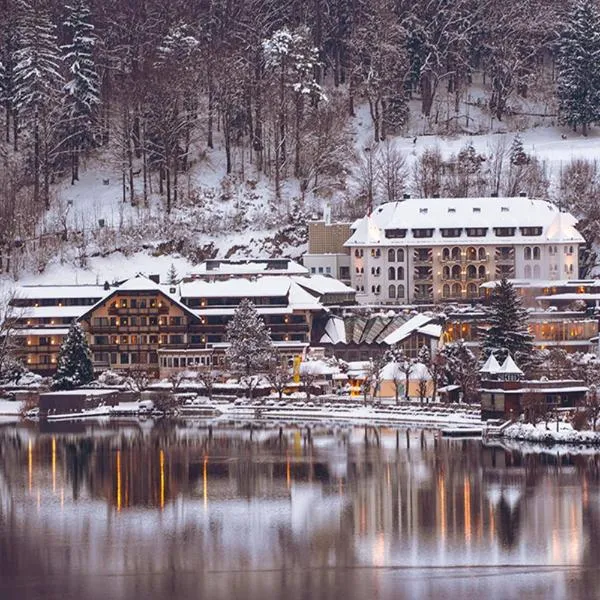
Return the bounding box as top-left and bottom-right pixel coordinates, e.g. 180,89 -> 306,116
519,191 -> 527,197
490,192 -> 498,198
402,193 -> 411,200
149,274 -> 160,284
323,203 -> 332,225
103,281 -> 110,291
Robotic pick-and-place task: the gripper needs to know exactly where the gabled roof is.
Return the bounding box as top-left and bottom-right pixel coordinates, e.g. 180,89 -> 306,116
480,353 -> 501,374
382,313 -> 434,346
498,355 -> 524,376
77,274 -> 200,322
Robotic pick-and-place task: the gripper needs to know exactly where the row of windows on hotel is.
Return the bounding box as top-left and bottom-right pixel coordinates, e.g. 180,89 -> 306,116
93,316 -> 185,327
355,246 -> 576,262
93,332 -> 307,346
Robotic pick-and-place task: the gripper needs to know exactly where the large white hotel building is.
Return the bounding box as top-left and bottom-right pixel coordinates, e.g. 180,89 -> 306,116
343,196 -> 584,304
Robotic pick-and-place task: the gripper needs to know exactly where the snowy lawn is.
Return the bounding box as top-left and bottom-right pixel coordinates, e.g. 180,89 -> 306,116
0,399 -> 24,416
503,421 -> 600,444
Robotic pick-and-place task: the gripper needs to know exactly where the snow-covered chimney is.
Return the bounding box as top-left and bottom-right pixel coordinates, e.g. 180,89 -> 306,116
323,203 -> 332,225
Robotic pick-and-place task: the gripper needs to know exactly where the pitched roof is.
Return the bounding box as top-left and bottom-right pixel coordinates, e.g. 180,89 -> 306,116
480,353 -> 501,374
345,197 -> 584,246
498,355 -> 524,376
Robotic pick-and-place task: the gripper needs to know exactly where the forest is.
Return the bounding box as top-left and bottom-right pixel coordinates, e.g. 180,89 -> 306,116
1,0 -> 600,277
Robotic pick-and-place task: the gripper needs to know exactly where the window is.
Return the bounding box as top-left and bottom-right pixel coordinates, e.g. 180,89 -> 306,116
388,249 -> 395,262
478,265 -> 486,279
467,283 -> 478,298
354,249 -> 364,257
120,335 -> 127,344
501,206 -> 509,212
412,228 -> 434,238
388,285 -> 396,298
311,267 -> 316,274
397,284 -> 405,298
451,265 -> 461,279
466,265 -> 476,279
494,227 -> 516,236
442,248 -> 450,261
451,247 -> 461,261
355,267 -> 360,274
442,284 -> 450,298
388,267 -> 396,280
533,264 -> 541,278
524,247 -> 531,260
448,208 -> 456,213
473,207 -> 481,213
520,227 -> 542,236
318,266 -> 324,273
120,353 -> 129,365
466,227 -> 488,237
371,266 -> 381,276
441,228 -> 463,237
131,299 -> 137,309
451,283 -> 462,297
478,247 -> 486,260
397,266 -> 404,279
524,265 -> 532,278
443,266 -> 450,280
370,248 -> 381,258
340,267 -> 350,280
466,247 -> 477,261
396,249 -> 404,262
384,229 -> 407,239
419,208 -> 428,214
325,266 -> 331,274
533,246 -> 540,260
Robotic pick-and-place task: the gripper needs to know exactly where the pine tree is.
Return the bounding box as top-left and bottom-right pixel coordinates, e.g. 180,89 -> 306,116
226,298 -> 276,380
52,321 -> 94,390
13,0 -> 64,207
481,278 -> 534,367
62,0 -> 100,184
556,0 -> 600,136
439,340 -> 479,403
167,262 -> 178,284
509,135 -> 528,167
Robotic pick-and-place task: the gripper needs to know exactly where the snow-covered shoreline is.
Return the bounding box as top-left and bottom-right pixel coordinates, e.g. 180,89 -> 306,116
502,422 -> 600,445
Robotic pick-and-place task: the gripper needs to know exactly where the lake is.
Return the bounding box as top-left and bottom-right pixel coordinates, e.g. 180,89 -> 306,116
0,420 -> 599,600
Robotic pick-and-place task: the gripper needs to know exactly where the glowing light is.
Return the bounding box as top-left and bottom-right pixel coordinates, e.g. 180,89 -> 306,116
28,439 -> 33,493
203,456 -> 209,510
52,437 -> 56,493
464,476 -> 471,544
286,456 -> 291,489
116,450 -> 122,512
160,449 -> 165,509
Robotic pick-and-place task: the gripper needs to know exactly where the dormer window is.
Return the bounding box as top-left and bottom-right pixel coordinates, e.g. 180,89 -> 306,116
494,227 -> 516,237
412,228 -> 434,238
466,227 -> 488,237
448,208 -> 456,213
441,228 -> 463,238
501,207 -> 509,212
384,228 -> 407,239
520,227 -> 543,236
473,207 -> 481,213
419,208 -> 428,214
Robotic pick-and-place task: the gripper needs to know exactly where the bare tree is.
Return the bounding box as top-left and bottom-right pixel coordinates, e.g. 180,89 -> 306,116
196,368 -> 222,402
412,147 -> 443,198
265,361 -> 291,401
376,141 -> 408,203
0,289 -> 23,381
299,361 -> 322,403
125,368 -> 150,393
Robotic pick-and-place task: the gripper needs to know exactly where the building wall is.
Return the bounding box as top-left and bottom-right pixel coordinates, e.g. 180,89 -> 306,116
307,221 -> 352,254
351,240 -> 579,304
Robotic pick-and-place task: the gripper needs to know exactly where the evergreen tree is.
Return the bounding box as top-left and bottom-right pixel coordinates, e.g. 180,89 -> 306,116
481,278 -> 534,367
12,0 -> 64,207
556,0 -> 600,136
226,298 -> 276,379
509,135 -> 528,167
61,0 -> 100,184
167,262 -> 178,284
439,340 -> 479,403
52,321 -> 94,390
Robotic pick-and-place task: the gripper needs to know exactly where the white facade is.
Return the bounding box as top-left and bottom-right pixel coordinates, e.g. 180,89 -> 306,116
344,196 -> 584,304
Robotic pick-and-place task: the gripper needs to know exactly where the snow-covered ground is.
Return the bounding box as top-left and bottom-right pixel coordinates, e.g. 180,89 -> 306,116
503,421 -> 600,445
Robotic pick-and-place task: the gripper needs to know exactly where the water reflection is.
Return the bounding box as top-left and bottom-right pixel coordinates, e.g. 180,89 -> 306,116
0,421 -> 599,600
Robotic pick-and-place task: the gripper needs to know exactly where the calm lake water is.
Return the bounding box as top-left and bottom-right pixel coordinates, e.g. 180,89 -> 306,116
0,420 -> 599,600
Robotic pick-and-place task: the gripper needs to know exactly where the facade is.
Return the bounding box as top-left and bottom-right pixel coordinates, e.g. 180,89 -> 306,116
344,196 -> 584,305
444,307 -> 597,354
303,207 -> 352,285
479,355 -> 587,420
11,270 -> 356,377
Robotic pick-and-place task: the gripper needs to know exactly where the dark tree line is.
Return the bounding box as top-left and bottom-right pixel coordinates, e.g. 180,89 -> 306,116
0,0 -> 597,270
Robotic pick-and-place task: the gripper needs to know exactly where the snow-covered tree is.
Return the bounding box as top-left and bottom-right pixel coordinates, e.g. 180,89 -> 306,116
61,0 -> 100,184
481,278 -> 534,368
417,344 -> 446,403
12,0 -> 64,207
439,340 -> 479,403
556,0 -> 600,136
167,262 -> 178,285
385,345 -> 415,401
226,298 -> 275,381
52,321 -> 94,390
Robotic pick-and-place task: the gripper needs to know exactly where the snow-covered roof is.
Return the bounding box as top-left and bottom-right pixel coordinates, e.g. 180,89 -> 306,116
481,278 -> 598,289
179,276 -> 292,299
382,313 -> 434,346
480,353 -> 501,374
20,306 -> 88,319
535,293 -> 600,301
380,361 -> 431,381
292,275 -> 354,296
498,355 -> 524,376
16,285 -> 108,300
13,328 -> 70,336
320,316 -> 347,344
193,259 -> 308,276
345,197 -> 584,246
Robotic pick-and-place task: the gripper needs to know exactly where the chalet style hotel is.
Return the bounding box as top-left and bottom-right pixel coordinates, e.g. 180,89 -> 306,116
344,196 -> 584,304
